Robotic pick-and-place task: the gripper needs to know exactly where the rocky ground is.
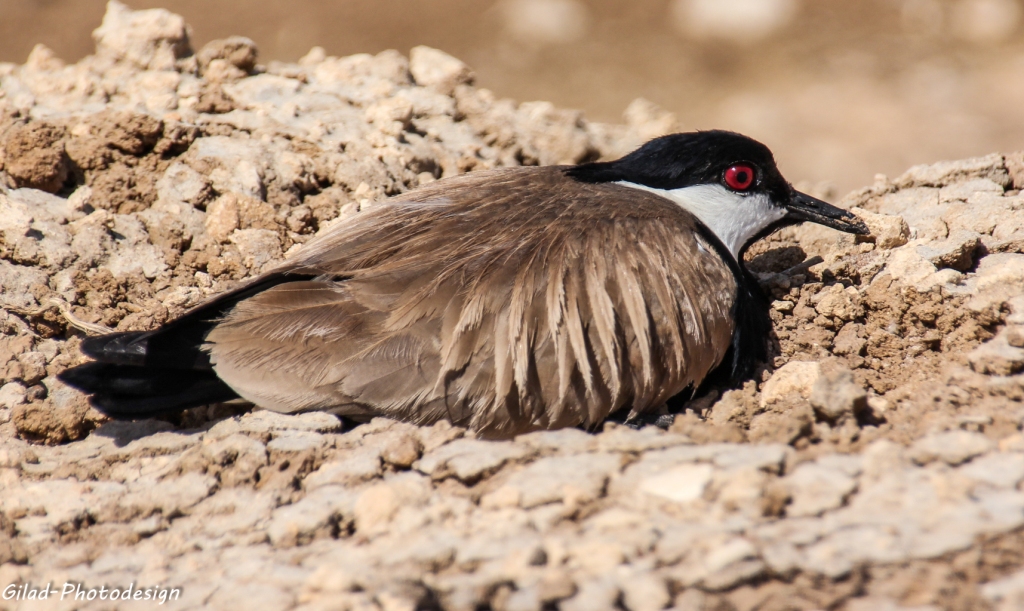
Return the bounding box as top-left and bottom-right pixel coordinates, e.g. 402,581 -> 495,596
3,3 -> 1024,610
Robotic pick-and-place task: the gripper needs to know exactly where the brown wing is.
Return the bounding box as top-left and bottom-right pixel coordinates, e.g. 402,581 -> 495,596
204,167 -> 737,438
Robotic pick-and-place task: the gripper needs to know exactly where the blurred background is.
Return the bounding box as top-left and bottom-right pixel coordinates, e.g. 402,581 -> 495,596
2,0 -> 1023,195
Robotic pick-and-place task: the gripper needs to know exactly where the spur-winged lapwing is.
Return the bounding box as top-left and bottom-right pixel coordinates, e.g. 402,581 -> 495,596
59,130 -> 869,438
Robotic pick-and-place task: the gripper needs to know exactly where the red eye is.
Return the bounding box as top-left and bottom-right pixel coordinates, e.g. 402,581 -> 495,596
724,164 -> 755,191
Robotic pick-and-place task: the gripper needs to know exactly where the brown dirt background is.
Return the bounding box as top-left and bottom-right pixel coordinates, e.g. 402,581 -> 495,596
2,0 -> 1024,196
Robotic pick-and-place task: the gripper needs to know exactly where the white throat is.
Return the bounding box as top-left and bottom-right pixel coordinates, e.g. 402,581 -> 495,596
618,182 -> 786,260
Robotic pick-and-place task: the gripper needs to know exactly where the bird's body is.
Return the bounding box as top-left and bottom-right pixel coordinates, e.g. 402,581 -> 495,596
60,131 -> 868,438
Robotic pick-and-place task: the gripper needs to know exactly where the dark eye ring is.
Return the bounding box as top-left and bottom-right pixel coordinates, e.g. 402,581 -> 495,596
724,164 -> 756,191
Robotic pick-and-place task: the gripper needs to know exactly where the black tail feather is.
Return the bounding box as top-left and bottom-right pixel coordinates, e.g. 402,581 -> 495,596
62,271 -> 319,418
80,332 -> 152,366
58,362 -> 240,419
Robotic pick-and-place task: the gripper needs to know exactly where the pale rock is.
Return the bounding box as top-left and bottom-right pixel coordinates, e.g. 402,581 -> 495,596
364,97 -> 414,135
185,136 -> 266,199
304,448 -> 382,488
25,44 -> 65,71
201,434 -> 268,486
673,589 -> 708,611
855,209 -> 910,249
409,46 -> 473,95
378,432 -> 423,468
238,409 -> 343,434
537,567 -> 577,603
909,430 -> 995,465
618,571 -> 670,611
894,153 -> 1010,189
197,36 -> 258,74
120,430 -> 199,458
783,462 -> 858,517
809,367 -> 868,422
515,427 -> 596,453
0,260 -> 53,310
958,452 -> 1024,489
939,177 -> 1005,204
0,382 -> 28,409
415,419 -> 466,453
266,430 -> 328,454
638,463 -> 713,503
206,582 -> 294,610
712,444 -> 788,473
93,1 -> 192,71
267,485 -> 357,547
503,585 -> 542,611
883,247 -> 939,287
983,567 -> 1024,611
560,578 -> 619,611
204,194 -> 240,242
683,536 -> 764,590
915,229 -> 980,271
847,598 -> 941,611
968,331 -> 1024,376
415,438 -> 531,482
623,97 -> 679,140
117,473 -> 215,519
230,228 -> 282,272
101,215 -> 167,279
353,482 -> 402,533
495,453 -> 622,508
813,284 -> 864,321
712,465 -> 769,512
596,424 -> 690,453
515,101 -> 597,166
832,323 -> 867,356
760,361 -> 820,406
967,253 -> 1024,312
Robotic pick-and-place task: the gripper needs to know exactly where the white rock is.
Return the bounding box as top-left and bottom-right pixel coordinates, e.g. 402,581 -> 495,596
0,382 -> 27,409
92,1 -> 192,71
983,567 -> 1024,611
894,153 -> 1010,189
409,46 -> 473,95
305,449 -> 382,488
909,430 -> 995,466
783,462 -> 858,517
493,453 -> 622,508
415,438 -> 531,482
958,452 -> 1024,489
230,228 -> 282,273
855,209 -> 910,249
760,361 -> 821,406
638,463 -> 713,503
618,572 -> 669,611
267,485 -> 356,547
968,331 -> 1024,376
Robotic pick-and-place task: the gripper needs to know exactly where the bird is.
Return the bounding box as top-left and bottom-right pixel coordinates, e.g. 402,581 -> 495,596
59,130 -> 869,439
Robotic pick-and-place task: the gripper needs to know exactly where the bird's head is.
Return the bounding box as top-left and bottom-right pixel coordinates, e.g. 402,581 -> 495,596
566,130 -> 869,260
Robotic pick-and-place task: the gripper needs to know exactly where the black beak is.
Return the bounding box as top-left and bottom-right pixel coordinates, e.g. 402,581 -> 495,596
785,191 -> 870,235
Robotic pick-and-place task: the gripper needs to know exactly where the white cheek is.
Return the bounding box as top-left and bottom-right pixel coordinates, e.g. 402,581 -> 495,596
618,182 -> 786,260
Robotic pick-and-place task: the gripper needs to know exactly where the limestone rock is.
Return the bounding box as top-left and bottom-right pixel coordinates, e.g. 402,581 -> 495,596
409,46 -> 473,95
855,209 -> 910,249
760,361 -> 820,406
809,367 -> 868,422
909,430 -> 995,466
92,0 -> 192,71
